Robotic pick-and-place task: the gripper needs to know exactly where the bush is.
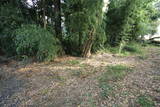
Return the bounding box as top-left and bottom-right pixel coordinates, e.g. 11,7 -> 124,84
122,43 -> 143,54
0,4 -> 25,55
14,24 -> 62,61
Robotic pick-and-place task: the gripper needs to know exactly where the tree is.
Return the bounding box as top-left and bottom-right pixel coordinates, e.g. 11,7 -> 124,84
63,0 -> 106,57
54,0 -> 62,40
105,0 -> 157,46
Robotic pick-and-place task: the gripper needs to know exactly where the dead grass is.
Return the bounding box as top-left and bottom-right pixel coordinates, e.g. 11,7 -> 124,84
98,65 -> 133,99
99,65 -> 133,82
0,46 -> 160,106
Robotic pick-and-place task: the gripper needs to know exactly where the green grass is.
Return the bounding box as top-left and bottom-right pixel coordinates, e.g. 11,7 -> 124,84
137,95 -> 155,107
66,60 -> 80,65
98,42 -> 147,56
98,65 -> 133,99
79,64 -> 89,68
40,88 -> 50,95
99,83 -> 114,99
84,93 -> 96,107
123,43 -> 143,54
98,46 -> 119,54
99,65 -> 133,82
138,55 -> 148,60
153,76 -> 160,81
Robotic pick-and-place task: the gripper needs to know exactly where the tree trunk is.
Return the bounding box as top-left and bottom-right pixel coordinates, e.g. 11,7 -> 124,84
54,0 -> 62,40
79,32 -> 82,53
82,29 -> 95,57
43,0 -> 46,29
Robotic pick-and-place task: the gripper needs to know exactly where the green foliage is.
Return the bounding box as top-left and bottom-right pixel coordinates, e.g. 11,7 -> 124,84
100,42 -> 145,56
14,24 -> 62,61
0,4 -> 25,55
105,0 -> 157,46
122,42 -> 144,54
137,95 -> 155,107
66,60 -> 80,65
99,83 -> 113,99
0,0 -> 159,61
99,65 -> 132,82
63,0 -> 106,55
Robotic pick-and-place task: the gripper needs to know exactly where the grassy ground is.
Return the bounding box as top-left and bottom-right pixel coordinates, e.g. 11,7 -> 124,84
98,42 -> 158,57
98,65 -> 133,99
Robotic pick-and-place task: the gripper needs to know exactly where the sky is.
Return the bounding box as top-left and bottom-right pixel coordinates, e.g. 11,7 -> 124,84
103,0 -> 109,12
27,0 -> 110,11
27,0 -> 33,5
156,20 -> 160,36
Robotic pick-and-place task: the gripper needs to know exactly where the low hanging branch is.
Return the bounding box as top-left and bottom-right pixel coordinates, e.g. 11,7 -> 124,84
82,28 -> 95,57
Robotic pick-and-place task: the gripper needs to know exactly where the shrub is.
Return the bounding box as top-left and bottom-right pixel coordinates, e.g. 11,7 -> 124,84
0,4 -> 25,55
14,24 -> 62,61
122,42 -> 143,54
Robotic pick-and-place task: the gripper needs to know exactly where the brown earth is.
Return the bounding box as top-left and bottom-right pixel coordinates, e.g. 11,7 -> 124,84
0,47 -> 160,107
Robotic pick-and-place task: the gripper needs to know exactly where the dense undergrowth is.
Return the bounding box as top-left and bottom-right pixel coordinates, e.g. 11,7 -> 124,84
14,25 -> 62,61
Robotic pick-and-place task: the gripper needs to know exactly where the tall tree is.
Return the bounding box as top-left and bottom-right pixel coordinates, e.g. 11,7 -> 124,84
105,0 -> 157,46
54,0 -> 62,40
64,0 -> 106,57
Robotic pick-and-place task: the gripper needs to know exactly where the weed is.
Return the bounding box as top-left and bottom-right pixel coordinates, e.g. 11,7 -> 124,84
136,95 -> 155,107
47,72 -> 64,81
123,44 -> 143,54
71,70 -> 93,78
98,65 -> 133,99
99,65 -> 133,82
138,55 -> 148,60
99,83 -> 113,99
100,42 -> 147,56
40,88 -> 50,95
85,93 -> 96,107
66,60 -> 80,65
153,76 -> 160,81
79,64 -> 88,68
71,70 -> 82,77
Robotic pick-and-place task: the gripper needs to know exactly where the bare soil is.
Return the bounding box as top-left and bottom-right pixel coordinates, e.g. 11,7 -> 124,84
0,47 -> 160,107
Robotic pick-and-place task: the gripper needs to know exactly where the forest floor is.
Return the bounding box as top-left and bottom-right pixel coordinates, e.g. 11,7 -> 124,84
0,46 -> 160,107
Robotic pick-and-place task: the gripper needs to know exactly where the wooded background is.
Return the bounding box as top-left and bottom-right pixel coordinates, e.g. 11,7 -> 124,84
0,0 -> 160,61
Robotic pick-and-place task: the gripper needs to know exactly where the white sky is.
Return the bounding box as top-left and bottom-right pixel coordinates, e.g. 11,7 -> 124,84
156,22 -> 160,35
103,0 -> 109,12
27,0 -> 33,5
27,0 -> 110,11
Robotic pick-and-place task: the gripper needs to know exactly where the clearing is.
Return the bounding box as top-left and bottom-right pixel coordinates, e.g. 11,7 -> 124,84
0,46 -> 160,107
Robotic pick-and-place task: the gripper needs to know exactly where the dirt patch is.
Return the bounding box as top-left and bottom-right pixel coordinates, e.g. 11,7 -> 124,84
0,47 -> 160,106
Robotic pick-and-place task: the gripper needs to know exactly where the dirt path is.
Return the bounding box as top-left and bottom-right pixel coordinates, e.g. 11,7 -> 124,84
0,47 -> 160,107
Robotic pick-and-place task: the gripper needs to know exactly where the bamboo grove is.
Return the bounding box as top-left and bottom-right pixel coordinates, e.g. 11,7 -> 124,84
0,0 -> 159,61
